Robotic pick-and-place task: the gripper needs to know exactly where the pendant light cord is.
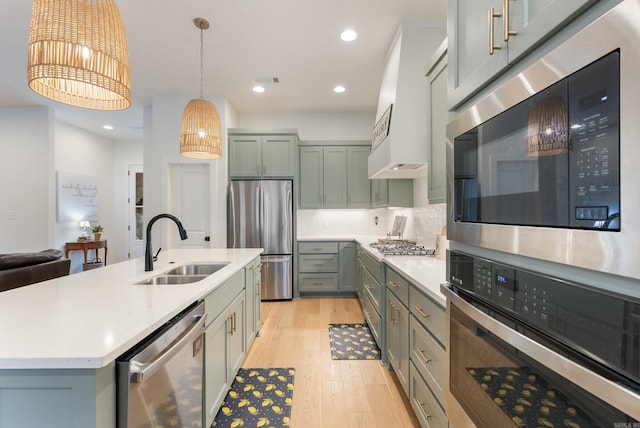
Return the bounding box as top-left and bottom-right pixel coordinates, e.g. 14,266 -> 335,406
199,26 -> 204,99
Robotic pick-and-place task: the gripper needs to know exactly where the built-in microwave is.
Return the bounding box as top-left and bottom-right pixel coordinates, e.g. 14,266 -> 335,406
446,0 -> 640,281
453,50 -> 620,231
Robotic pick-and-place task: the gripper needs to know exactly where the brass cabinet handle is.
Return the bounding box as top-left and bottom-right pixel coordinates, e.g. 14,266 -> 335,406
389,302 -> 396,324
414,306 -> 430,318
232,312 -> 237,333
417,349 -> 432,364
417,401 -> 431,419
256,165 -> 260,175
488,7 -> 502,55
388,280 -> 399,289
503,0 -> 517,41
228,315 -> 233,335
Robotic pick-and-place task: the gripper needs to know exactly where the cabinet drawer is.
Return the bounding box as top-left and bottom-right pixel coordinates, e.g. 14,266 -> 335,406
298,242 -> 338,253
410,361 -> 448,428
410,287 -> 446,346
363,267 -> 382,313
387,268 -> 409,307
204,270 -> 244,326
361,250 -> 383,284
410,316 -> 446,406
299,273 -> 338,292
299,254 -> 338,272
363,292 -> 381,344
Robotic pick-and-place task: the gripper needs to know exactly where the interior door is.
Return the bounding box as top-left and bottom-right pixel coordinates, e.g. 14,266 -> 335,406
170,164 -> 210,249
128,164 -> 144,259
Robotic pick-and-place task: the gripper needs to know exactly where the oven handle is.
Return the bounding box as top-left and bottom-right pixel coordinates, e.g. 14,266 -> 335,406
442,285 -> 640,421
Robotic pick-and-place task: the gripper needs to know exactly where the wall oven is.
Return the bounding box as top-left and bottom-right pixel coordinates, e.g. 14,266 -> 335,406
443,251 -> 640,427
446,0 -> 640,280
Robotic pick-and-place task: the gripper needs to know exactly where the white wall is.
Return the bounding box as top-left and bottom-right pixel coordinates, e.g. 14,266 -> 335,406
0,107 -> 53,252
237,112 -> 375,141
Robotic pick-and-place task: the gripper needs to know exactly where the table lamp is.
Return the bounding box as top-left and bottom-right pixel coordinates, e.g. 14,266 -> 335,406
79,220 -> 91,238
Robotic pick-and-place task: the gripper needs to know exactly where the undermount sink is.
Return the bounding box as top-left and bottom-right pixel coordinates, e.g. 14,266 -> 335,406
165,262 -> 229,276
135,262 -> 230,285
136,275 -> 208,285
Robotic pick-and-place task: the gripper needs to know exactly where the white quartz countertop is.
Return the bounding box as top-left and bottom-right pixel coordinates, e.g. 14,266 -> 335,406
298,235 -> 447,306
0,248 -> 262,370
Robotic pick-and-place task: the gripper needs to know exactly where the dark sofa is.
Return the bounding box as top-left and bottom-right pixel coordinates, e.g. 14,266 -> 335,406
0,249 -> 70,293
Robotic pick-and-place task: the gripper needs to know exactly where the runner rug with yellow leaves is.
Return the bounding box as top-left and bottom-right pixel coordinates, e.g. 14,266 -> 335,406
212,367 -> 295,428
328,323 -> 381,360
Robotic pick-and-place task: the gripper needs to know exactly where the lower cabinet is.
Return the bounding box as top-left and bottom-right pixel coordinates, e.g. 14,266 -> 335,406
245,257 -> 262,348
386,290 -> 409,395
203,270 -> 247,427
410,361 -> 448,428
377,265 -> 448,428
298,241 -> 357,295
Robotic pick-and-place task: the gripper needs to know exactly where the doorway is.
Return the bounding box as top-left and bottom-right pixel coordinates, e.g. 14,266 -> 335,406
128,164 -> 144,259
169,164 -> 211,249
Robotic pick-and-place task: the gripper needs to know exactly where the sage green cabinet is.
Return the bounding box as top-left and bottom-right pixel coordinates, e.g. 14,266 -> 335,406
448,0 -> 599,109
426,43 -> 447,205
299,146 -> 347,208
338,242 -> 356,292
386,288 -> 410,395
203,271 -> 246,428
371,179 -> 413,208
229,135 -> 295,178
245,258 -> 262,348
347,147 -> 371,208
299,144 -> 371,209
298,241 -> 357,295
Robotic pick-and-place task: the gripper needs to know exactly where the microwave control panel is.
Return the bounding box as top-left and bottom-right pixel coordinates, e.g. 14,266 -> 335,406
568,51 -> 620,229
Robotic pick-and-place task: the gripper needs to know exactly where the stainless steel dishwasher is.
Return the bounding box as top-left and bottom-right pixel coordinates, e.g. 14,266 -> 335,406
116,301 -> 207,428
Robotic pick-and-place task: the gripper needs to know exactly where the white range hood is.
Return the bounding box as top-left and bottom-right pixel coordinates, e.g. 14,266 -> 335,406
368,20 -> 445,179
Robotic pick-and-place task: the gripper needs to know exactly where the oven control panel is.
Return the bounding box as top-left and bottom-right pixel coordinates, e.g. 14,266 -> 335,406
447,250 -> 640,380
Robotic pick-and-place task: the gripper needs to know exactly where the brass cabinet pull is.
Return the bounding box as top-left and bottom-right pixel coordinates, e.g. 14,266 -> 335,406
232,312 -> 237,333
389,302 -> 396,324
417,401 -> 431,419
414,306 -> 430,318
503,0 -> 517,41
256,165 -> 260,175
388,280 -> 399,288
313,282 -> 324,285
488,7 -> 502,55
228,315 -> 233,335
417,349 -> 432,364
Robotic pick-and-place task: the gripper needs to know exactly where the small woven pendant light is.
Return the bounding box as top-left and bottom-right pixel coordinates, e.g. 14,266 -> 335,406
27,0 -> 131,110
527,95 -> 570,156
179,18 -> 222,160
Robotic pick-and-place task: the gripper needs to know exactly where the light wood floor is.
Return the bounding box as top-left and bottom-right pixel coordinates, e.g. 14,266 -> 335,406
241,297 -> 421,428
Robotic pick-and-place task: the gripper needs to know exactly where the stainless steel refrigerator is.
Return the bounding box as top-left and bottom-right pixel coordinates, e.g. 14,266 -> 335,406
228,179 -> 293,300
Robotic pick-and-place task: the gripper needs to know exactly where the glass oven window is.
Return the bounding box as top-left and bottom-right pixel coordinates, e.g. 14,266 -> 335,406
449,302 -> 638,427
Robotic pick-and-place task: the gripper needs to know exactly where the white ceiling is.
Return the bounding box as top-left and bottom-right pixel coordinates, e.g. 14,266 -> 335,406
0,0 -> 447,140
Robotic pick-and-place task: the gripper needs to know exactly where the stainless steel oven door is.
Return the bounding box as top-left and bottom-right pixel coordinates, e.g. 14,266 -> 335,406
443,286 -> 640,427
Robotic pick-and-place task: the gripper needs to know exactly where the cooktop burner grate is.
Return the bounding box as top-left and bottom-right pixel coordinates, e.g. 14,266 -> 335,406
369,242 -> 435,256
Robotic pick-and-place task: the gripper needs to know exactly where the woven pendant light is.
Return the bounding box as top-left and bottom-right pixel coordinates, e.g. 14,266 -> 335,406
27,0 -> 131,110
527,96 -> 570,156
179,18 -> 222,160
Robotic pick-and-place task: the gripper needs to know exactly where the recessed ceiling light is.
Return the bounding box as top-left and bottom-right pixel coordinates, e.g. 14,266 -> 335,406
334,85 -> 346,93
103,125 -> 114,130
253,85 -> 265,93
340,29 -> 357,42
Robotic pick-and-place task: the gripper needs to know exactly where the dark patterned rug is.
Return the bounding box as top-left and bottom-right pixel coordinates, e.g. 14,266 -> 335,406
212,367 -> 295,428
328,323 -> 381,360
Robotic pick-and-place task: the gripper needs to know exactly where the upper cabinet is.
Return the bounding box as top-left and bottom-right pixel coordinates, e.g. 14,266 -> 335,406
448,0 -> 599,109
371,179 -> 413,208
229,130 -> 297,178
298,142 -> 371,209
426,41 -> 447,205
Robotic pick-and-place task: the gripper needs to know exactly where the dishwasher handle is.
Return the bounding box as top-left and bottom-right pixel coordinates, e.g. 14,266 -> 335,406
129,312 -> 206,384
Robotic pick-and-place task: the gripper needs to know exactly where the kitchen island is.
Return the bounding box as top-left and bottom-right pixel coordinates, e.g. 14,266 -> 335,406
0,248 -> 262,428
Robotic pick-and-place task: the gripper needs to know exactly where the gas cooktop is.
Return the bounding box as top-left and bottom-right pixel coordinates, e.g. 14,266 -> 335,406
369,241 -> 435,256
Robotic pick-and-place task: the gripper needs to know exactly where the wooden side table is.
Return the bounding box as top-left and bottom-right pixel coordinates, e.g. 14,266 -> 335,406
65,240 -> 108,267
